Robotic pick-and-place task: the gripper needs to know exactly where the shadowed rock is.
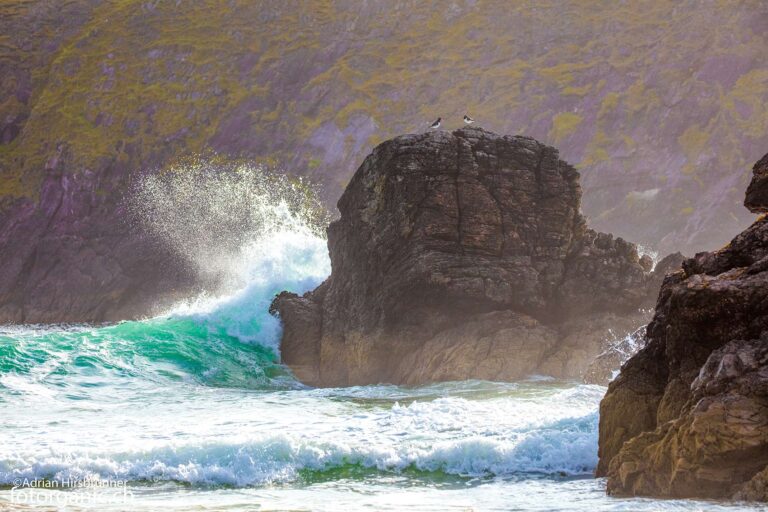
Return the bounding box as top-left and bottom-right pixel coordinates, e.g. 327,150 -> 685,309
597,152 -> 768,500
0,147 -> 200,323
271,128 -> 678,387
746,153 -> 768,214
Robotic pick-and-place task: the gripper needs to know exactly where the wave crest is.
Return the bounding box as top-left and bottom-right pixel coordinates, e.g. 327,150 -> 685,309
0,412 -> 598,487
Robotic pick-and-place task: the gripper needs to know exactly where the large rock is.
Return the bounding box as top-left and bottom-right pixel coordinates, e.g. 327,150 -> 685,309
271,128 -> 677,387
597,152 -> 768,500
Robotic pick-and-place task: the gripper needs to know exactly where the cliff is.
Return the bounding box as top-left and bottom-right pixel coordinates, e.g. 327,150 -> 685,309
270,128 -> 680,386
1,1 -> 767,323
597,153 -> 768,500
0,147 -> 200,322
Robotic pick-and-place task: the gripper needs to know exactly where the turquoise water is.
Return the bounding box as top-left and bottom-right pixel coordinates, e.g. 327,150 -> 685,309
0,192 -> 765,511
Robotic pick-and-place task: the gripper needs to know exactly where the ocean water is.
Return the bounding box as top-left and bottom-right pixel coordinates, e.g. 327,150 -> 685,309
0,173 -> 765,511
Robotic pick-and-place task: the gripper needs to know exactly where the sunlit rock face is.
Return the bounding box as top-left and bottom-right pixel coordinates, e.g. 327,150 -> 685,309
271,128 -> 677,387
597,152 -> 768,501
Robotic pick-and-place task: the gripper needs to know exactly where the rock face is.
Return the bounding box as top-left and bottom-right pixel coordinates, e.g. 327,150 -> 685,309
746,153 -> 768,214
597,152 -> 768,500
271,128 -> 679,387
0,150 -> 199,323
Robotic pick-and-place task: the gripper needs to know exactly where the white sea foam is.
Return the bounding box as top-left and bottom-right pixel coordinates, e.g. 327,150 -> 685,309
0,384 -> 603,487
161,227 -> 330,353
0,415 -> 598,486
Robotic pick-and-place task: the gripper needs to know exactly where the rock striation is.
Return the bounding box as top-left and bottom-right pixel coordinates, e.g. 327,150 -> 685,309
271,128 -> 680,387
597,152 -> 768,500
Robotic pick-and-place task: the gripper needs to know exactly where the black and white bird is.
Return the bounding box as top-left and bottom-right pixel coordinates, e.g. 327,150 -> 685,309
430,117 -> 441,129
463,115 -> 475,125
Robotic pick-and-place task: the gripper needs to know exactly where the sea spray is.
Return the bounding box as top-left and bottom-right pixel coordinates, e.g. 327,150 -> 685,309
1,163 -> 331,389
127,161 -> 332,355
128,160 -> 331,289
636,244 -> 660,270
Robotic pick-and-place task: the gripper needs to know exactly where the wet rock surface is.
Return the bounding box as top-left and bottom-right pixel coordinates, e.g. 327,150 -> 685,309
272,128 -> 675,387
598,152 -> 768,500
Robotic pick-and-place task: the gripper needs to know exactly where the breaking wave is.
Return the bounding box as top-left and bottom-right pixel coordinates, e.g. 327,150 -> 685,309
0,383 -> 602,487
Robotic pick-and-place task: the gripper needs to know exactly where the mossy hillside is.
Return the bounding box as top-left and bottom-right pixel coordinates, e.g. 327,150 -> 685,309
0,0 -> 766,253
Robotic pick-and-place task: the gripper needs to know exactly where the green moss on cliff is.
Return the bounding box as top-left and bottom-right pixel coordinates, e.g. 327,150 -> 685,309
0,0 -> 766,254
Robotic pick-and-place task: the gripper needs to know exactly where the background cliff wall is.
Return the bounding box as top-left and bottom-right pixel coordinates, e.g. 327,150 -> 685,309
1,0 -> 767,321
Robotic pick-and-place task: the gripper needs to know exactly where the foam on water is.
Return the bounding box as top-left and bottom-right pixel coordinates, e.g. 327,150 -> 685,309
0,382 -> 603,487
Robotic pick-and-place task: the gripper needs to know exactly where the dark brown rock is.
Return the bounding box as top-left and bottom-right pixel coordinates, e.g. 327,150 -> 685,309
597,152 -> 768,500
271,128 -> 675,387
746,153 -> 768,214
